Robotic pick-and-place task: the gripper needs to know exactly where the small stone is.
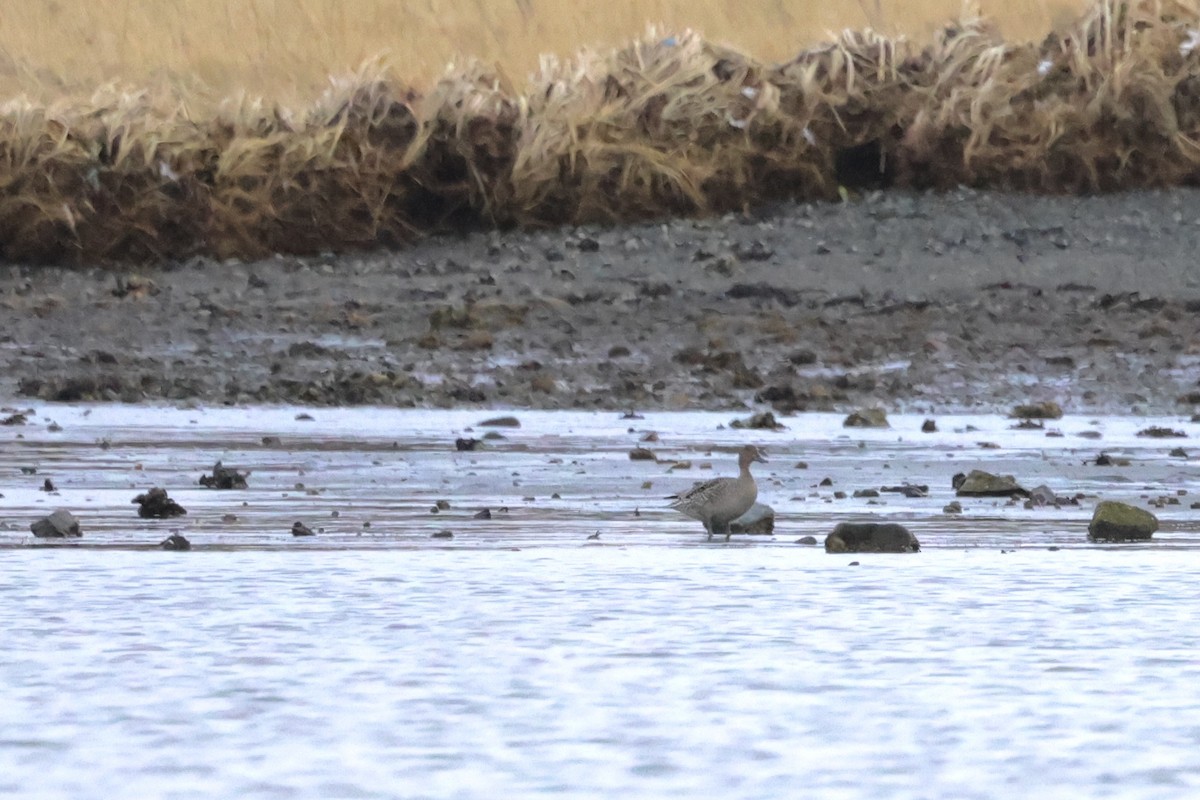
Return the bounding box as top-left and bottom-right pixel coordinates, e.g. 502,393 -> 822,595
474,509 -> 492,519
41,478 -> 56,492
291,522 -> 315,537
943,501 -> 963,514
160,533 -> 191,551
921,419 -> 937,433
432,530 -> 454,539
795,536 -> 818,545
436,500 -> 451,510
456,437 -> 481,451
629,447 -> 656,461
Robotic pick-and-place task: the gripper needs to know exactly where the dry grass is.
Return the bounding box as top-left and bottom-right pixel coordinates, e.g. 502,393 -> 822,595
2,0 -> 1085,101
1,0 -> 1199,265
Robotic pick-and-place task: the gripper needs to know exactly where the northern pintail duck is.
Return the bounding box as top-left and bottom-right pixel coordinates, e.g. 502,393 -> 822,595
668,444 -> 767,541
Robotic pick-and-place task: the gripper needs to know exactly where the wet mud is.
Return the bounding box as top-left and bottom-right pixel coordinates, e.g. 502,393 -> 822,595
2,188 -> 1199,415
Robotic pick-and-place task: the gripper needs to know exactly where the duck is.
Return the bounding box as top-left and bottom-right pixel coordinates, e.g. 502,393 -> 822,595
667,444 -> 767,541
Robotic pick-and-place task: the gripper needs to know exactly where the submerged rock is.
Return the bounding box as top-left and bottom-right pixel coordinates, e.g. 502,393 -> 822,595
132,488 -> 187,519
843,408 -> 889,428
729,503 -> 775,535
1011,400 -> 1063,419
1088,501 -> 1158,542
160,533 -> 191,551
954,470 -> 1029,497
825,522 -> 920,553
730,411 -> 784,430
479,415 -> 521,428
31,509 -> 82,538
199,460 -> 249,489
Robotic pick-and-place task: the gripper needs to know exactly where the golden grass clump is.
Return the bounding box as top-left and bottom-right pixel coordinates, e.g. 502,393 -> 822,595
1,0 -> 1200,265
0,89 -> 213,263
510,30 -> 800,224
207,66 -> 423,259
901,0 -> 1200,190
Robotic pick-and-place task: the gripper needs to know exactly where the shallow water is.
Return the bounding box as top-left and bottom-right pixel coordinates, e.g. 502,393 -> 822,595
2,406 -> 1200,798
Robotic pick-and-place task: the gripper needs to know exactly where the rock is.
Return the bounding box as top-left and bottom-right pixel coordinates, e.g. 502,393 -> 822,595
1011,401 -> 1063,419
455,437 -> 481,451
432,530 -> 454,539
198,460 -> 249,489
261,435 -> 282,446
1169,447 -> 1188,458
943,501 -> 963,514
160,533 -> 191,551
881,484 -> 928,498
436,500 -> 451,510
1137,426 -> 1186,438
30,509 -> 82,538
921,419 -> 937,433
954,470 -> 1029,497
1088,501 -> 1158,542
41,478 -> 56,492
852,489 -> 879,498
291,521 -> 315,536
795,535 -> 818,545
474,509 -> 492,519
1,412 -> 27,425
132,487 -> 188,518
825,522 -> 920,553
729,503 -> 775,535
479,415 -> 521,428
730,411 -> 784,430
843,408 -> 889,428
629,447 -> 656,460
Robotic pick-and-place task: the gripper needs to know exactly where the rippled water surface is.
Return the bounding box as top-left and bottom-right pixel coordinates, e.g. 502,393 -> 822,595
3,406 -> 1200,798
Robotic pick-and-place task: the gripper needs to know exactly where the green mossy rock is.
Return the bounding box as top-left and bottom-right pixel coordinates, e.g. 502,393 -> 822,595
1088,501 -> 1158,542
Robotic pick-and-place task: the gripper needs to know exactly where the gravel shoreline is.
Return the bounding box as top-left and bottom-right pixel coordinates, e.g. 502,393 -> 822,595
3,188 -> 1199,415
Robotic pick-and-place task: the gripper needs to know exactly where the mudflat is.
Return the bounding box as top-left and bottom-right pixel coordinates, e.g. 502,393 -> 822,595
3,188 -> 1198,414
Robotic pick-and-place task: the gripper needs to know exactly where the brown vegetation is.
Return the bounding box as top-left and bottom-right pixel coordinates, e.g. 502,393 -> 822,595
0,0 -> 1198,264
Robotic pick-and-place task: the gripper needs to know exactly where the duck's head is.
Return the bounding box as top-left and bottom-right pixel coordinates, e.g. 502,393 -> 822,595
738,444 -> 768,467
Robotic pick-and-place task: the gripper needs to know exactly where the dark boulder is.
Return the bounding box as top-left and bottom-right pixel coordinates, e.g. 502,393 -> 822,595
31,509 -> 82,538
160,533 -> 191,551
133,488 -> 187,519
199,461 -> 249,489
825,522 -> 920,553
954,470 -> 1029,497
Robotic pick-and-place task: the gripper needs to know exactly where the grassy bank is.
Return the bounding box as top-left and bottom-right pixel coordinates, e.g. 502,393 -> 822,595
0,0 -> 1196,265
1,0 -> 1083,100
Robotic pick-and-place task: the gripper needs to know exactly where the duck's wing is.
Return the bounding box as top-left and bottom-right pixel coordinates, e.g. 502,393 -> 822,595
668,476 -> 732,506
